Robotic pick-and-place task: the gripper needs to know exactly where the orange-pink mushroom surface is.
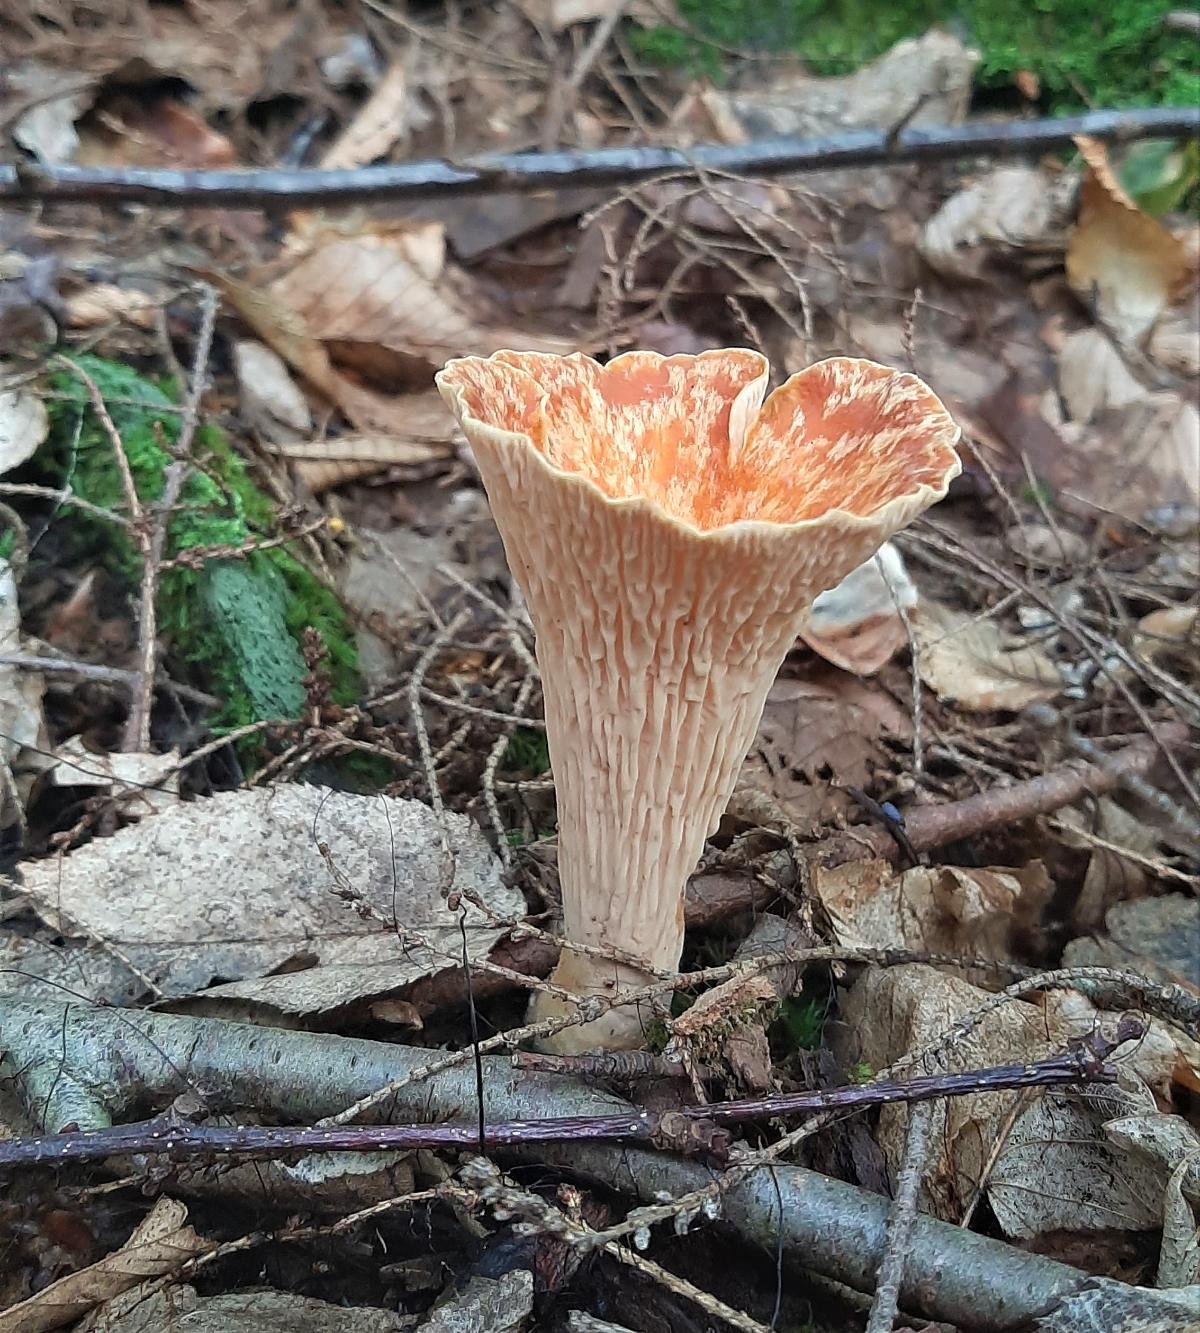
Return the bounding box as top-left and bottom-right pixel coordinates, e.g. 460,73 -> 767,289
438,349 -> 960,1051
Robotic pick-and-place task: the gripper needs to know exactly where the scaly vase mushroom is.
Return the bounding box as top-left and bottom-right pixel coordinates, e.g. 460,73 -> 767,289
437,350 -> 960,1052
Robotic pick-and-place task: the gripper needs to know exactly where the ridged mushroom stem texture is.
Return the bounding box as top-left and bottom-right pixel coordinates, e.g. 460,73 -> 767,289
437,350 -> 961,1052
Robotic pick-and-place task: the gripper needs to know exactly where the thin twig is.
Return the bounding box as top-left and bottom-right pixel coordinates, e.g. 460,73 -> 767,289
866,1101 -> 935,1333
2,108 -> 1195,209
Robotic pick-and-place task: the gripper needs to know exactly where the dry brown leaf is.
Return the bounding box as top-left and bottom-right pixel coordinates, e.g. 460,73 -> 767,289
320,61 -> 412,170
1148,302 -> 1200,377
1067,136 -> 1195,345
1134,604 -> 1199,661
78,99 -> 236,169
839,966 -> 1163,1236
266,219 -> 574,373
745,668 -> 912,810
64,283 -> 160,331
912,600 -> 1063,711
0,1198 -> 208,1333
814,859 -> 1052,957
919,165 -> 1072,281
799,542 -> 915,676
83,1284 -> 417,1333
1057,796 -> 1159,931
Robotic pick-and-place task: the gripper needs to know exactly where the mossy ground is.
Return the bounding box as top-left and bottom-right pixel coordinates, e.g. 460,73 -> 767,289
44,355 -> 359,731
634,0 -> 1200,113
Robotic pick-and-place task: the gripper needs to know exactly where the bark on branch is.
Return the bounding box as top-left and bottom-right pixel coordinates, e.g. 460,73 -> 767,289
0,998 -> 1089,1331
1,108 -> 1196,210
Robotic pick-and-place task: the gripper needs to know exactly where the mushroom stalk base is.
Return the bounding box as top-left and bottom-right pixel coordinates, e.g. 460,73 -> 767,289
529,948 -> 662,1054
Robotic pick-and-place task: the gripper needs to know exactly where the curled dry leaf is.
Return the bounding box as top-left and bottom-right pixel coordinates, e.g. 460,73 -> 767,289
799,542 -> 916,675
813,858 -> 1053,957
1066,135 -> 1195,346
0,1197 -> 207,1333
919,165 -> 1073,281
0,388 -> 49,477
233,339 -> 312,443
839,965 -> 1163,1238
911,599 -> 1063,711
0,562 -> 51,804
319,60 -> 412,170
20,786 -> 520,1015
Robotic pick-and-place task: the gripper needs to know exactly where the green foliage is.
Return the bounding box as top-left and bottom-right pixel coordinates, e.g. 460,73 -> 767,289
777,995 -> 825,1049
503,726 -> 551,775
634,0 -> 1200,112
0,528 -> 16,562
45,354 -> 359,728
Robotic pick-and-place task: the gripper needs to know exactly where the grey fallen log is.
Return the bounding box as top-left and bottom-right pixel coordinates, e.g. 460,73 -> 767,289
2,1000 -> 1085,1330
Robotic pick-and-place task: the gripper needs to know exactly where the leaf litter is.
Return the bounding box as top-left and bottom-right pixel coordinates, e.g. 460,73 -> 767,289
0,5 -> 1198,1328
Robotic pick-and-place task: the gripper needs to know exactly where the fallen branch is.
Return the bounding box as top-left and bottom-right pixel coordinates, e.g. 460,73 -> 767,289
1,108 -> 1196,210
0,999 -> 1093,1331
404,723 -> 1189,1013
0,1027 -> 1122,1169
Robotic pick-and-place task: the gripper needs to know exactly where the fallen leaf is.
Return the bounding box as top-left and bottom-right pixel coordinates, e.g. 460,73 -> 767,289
5,64 -> 92,163
814,859 -> 1053,957
84,1284 -> 416,1333
77,98 -> 237,169
20,786 -> 522,1015
1056,796 -> 1160,930
63,283 -> 160,331
0,1198 -> 208,1333
1148,301 -> 1200,377
919,165 -> 1072,281
1134,604 -> 1199,664
1067,136 -> 1195,346
1105,1112 -> 1200,1287
0,561 -> 51,798
1004,522 -> 1089,568
745,667 -> 912,810
0,388 -> 49,477
1058,327 -> 1147,424
233,339 -> 312,443
839,965 -> 1163,1236
911,600 -> 1063,711
46,736 -> 180,817
320,60 -> 412,170
266,219 -> 573,374
0,934 -> 143,1007
800,542 -> 915,676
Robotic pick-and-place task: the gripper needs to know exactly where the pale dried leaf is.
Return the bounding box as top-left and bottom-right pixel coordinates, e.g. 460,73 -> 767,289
267,221 -> 573,372
840,966 -> 1161,1235
0,1198 -> 207,1333
83,1285 -> 416,1333
919,166 -> 1070,280
233,339 -> 312,442
0,389 -> 49,476
320,61 -> 412,169
64,284 -> 160,330
20,786 -> 520,1015
0,562 -> 50,779
1067,136 -> 1195,345
1058,327 -> 1147,424
7,64 -> 91,163
814,859 -> 1052,957
912,600 -> 1062,711
1057,797 -> 1158,930
800,542 -> 915,675
1149,303 -> 1200,377
47,735 -> 180,816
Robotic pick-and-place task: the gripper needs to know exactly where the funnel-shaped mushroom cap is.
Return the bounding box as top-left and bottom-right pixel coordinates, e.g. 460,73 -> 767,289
438,349 -> 960,1051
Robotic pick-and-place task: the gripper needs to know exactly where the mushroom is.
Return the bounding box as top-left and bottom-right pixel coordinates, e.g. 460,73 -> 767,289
436,349 -> 960,1051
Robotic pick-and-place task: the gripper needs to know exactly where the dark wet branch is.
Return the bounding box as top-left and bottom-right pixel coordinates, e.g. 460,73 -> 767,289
2,108 -> 1196,211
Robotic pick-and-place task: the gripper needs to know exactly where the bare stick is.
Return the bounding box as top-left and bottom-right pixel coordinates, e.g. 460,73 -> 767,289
123,284 -> 217,751
866,1101 -> 936,1333
2,107 -> 1195,209
0,1030 -> 1121,1169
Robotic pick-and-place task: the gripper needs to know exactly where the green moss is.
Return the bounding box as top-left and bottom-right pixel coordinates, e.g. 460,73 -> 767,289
776,995 -> 825,1050
634,0 -> 1200,112
503,726 -> 550,775
44,354 -> 359,728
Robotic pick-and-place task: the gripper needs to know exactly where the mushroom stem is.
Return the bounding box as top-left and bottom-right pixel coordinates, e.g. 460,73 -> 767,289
437,350 -> 961,1052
